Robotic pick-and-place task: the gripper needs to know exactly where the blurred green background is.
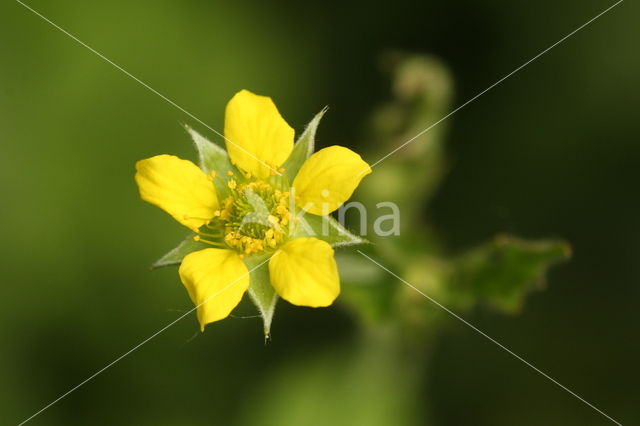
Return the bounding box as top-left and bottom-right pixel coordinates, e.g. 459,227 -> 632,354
1,0 -> 638,425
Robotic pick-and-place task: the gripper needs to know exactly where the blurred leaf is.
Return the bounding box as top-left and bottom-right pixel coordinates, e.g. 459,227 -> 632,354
335,252 -> 395,324
295,213 -> 367,247
282,107 -> 327,182
448,235 -> 571,313
243,253 -> 278,338
357,54 -> 453,230
151,233 -> 206,269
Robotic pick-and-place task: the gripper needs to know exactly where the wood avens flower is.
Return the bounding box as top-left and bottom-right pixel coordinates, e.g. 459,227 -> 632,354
135,90 -> 371,336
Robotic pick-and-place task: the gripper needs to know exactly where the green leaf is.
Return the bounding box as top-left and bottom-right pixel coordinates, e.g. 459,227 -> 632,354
294,212 -> 367,247
151,233 -> 207,269
243,253 -> 278,339
282,107 -> 327,182
449,235 -> 571,313
184,124 -> 236,198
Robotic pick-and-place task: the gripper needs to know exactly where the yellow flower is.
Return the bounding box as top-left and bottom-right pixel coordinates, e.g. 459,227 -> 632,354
135,90 -> 371,332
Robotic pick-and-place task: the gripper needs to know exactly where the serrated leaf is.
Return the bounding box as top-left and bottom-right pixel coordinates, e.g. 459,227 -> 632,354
449,235 -> 570,313
184,124 -> 236,198
282,107 -> 327,182
294,212 -> 367,247
151,233 -> 207,269
243,253 -> 278,338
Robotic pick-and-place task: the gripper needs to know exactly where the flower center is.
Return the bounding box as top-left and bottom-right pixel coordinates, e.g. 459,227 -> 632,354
191,179 -> 291,256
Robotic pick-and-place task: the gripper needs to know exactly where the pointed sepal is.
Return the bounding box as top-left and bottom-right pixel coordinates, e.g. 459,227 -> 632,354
282,107 -> 327,182
243,253 -> 278,338
151,233 -> 207,269
184,124 -> 236,197
294,213 -> 367,247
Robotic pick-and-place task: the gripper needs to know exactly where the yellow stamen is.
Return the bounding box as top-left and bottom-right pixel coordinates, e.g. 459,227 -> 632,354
193,235 -> 224,247
196,230 -> 223,238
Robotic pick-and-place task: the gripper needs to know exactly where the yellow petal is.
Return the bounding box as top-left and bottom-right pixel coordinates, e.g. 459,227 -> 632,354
179,248 -> 250,331
269,238 -> 339,307
292,146 -> 371,215
224,90 -> 294,179
135,155 -> 218,229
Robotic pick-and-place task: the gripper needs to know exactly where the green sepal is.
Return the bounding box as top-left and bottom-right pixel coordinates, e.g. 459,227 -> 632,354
243,253 -> 278,338
294,212 -> 367,247
150,233 -> 207,269
282,107 -> 327,182
184,124 -> 236,198
449,235 -> 571,313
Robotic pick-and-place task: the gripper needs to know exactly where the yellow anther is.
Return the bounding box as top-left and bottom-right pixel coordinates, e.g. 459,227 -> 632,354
193,235 -> 201,241
198,178 -> 293,254
210,170 -> 217,179
226,170 -> 234,176
278,167 -> 285,173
